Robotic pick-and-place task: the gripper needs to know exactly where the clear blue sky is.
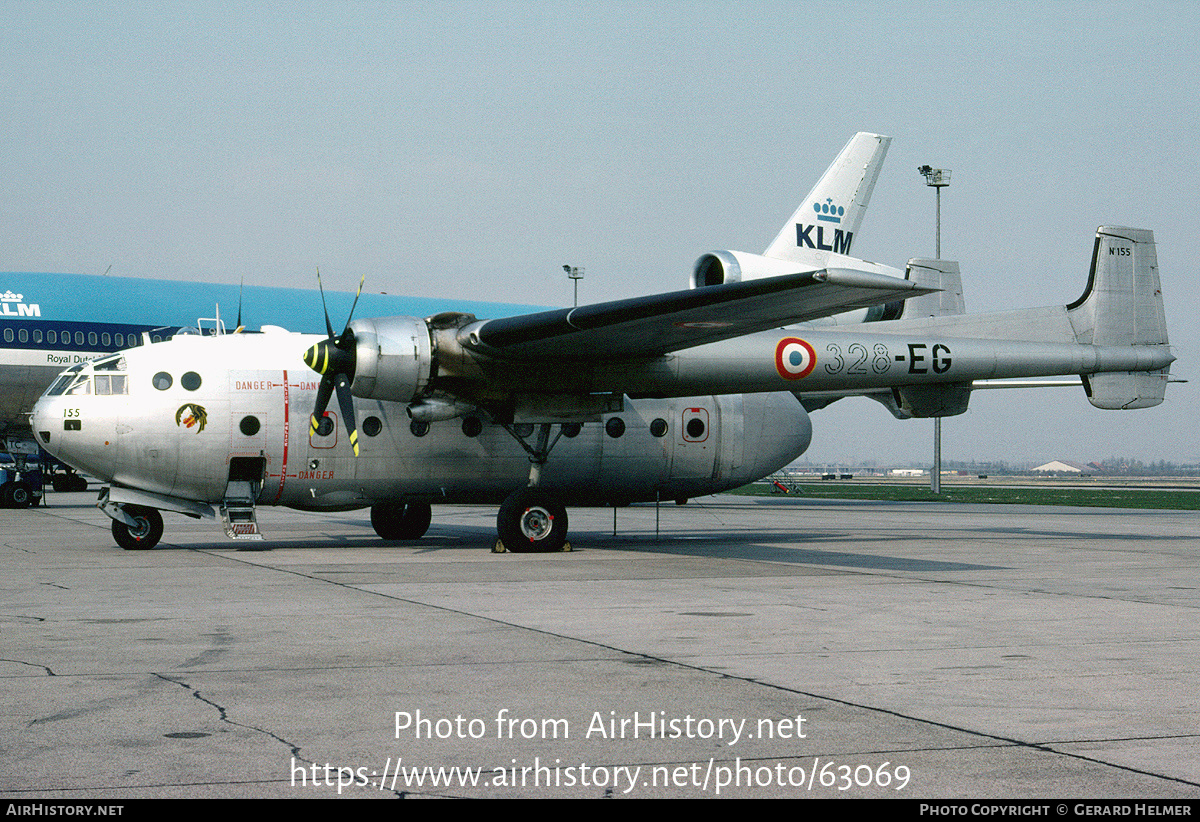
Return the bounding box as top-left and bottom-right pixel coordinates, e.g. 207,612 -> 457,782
3,1 -> 1195,465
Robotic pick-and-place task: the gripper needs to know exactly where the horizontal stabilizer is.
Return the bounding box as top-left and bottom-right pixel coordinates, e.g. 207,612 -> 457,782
1084,370 -> 1169,410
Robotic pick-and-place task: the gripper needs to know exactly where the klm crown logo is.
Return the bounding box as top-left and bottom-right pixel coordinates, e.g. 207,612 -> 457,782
796,197 -> 854,254
0,289 -> 40,317
813,198 -> 845,224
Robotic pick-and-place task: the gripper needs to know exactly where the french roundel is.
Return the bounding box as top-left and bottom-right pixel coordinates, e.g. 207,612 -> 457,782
774,337 -> 817,380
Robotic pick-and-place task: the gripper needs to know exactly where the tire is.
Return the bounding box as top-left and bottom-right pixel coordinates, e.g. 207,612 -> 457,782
497,489 -> 568,553
111,505 -> 164,550
370,501 -> 432,540
7,482 -> 33,508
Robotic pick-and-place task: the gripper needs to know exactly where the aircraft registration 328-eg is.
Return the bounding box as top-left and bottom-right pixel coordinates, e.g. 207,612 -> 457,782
29,134 -> 1176,552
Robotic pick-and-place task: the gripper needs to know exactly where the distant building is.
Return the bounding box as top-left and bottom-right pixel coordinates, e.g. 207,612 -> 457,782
888,468 -> 926,477
1032,460 -> 1088,473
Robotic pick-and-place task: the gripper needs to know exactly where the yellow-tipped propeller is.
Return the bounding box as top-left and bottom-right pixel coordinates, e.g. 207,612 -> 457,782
303,270 -> 365,456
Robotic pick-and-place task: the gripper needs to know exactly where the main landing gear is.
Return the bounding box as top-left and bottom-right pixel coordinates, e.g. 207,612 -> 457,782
493,422 -> 573,554
370,501 -> 432,540
111,505 -> 164,550
496,487 -> 569,553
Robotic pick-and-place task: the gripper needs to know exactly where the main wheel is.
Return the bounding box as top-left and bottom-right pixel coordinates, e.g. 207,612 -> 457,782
371,501 -> 432,540
497,489 -> 568,553
111,505 -> 163,550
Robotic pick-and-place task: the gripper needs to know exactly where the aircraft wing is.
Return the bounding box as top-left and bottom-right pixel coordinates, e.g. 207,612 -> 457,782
465,268 -> 934,361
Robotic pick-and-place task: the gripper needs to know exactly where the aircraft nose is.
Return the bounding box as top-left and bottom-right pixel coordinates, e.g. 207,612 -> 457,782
29,397 -> 58,453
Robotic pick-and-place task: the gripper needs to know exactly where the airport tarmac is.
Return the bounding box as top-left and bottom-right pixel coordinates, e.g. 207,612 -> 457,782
2,493 -> 1198,799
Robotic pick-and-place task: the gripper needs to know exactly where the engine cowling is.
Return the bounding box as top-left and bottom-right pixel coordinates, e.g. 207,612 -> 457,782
691,250 -> 811,288
347,316 -> 434,403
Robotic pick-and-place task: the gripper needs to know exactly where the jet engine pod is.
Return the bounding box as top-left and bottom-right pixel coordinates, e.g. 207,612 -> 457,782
347,317 -> 433,402
691,250 -> 807,288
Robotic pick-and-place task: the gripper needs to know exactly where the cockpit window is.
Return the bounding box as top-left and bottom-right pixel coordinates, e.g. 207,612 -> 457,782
95,374 -> 128,395
45,373 -> 75,396
92,355 -> 127,372
65,375 -> 92,396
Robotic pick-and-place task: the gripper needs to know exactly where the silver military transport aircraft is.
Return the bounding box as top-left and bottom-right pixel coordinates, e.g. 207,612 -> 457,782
29,137 -> 1174,553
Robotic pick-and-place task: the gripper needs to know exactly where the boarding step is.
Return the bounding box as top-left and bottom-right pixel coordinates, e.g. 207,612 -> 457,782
220,480 -> 263,540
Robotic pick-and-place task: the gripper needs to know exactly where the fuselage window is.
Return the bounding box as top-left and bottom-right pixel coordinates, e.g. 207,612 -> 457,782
74,331 -> 84,346
561,422 -> 581,438
153,372 -> 173,390
102,332 -> 111,346
33,329 -> 42,343
239,416 -> 261,436
115,333 -> 124,347
181,371 -> 202,391
605,417 -> 626,438
314,415 -> 335,437
363,416 -> 382,437
650,418 -> 668,437
410,420 -> 429,437
47,330 -> 57,344
18,328 -> 28,343
2,328 -> 11,343
461,416 -> 482,437
686,418 -> 706,439
88,332 -> 98,346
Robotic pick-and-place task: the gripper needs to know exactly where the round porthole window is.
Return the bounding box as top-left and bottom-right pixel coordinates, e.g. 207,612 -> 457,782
649,418 -> 668,438
605,417 -> 625,438
153,372 -> 172,390
181,371 -> 202,391
239,416 -> 261,436
363,416 -> 382,437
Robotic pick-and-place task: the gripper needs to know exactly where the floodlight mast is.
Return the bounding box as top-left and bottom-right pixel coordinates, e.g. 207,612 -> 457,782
562,264 -> 584,307
918,165 -> 951,494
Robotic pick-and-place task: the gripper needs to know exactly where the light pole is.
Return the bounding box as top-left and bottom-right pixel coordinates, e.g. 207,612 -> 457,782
562,265 -> 584,307
918,165 -> 951,494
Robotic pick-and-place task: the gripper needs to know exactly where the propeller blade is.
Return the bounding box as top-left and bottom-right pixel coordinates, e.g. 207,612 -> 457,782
334,373 -> 359,456
310,375 -> 335,436
316,268 -> 336,340
337,275 -> 365,346
235,279 -> 244,332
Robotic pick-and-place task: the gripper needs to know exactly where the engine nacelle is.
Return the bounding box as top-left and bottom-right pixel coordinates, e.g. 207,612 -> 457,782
347,316 -> 434,403
691,250 -> 811,288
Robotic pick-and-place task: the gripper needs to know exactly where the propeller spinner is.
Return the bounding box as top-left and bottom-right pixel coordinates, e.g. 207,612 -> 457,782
303,271 -> 365,456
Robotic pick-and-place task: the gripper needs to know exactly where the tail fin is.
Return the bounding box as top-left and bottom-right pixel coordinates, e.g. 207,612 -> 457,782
901,259 -> 966,318
763,132 -> 891,263
1068,227 -> 1171,409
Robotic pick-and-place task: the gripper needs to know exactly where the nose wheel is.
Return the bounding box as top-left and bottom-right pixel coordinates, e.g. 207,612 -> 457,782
497,488 -> 568,553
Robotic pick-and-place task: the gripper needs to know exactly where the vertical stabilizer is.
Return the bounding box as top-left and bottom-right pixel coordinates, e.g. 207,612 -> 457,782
902,259 -> 965,318
1068,227 -> 1167,346
1068,227 -> 1171,409
763,132 -> 891,263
